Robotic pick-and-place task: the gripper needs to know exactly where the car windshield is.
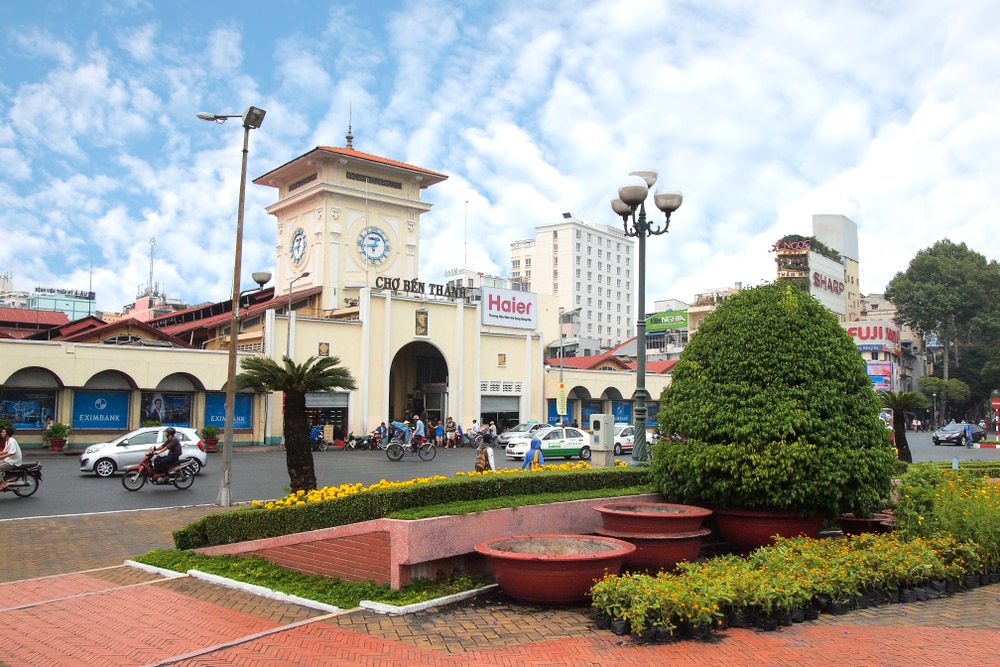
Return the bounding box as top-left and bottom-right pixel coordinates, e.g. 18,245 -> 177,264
939,423 -> 964,433
506,423 -> 539,434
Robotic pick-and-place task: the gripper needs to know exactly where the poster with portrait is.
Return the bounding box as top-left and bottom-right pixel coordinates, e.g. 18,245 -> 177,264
140,392 -> 192,427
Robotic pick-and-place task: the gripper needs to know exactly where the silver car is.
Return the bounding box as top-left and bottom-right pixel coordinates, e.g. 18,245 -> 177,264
79,426 -> 207,478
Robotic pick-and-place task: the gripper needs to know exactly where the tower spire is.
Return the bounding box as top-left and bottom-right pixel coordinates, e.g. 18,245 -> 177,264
346,101 -> 354,149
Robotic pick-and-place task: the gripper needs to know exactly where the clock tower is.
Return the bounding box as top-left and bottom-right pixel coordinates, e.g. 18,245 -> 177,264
253,139 -> 448,311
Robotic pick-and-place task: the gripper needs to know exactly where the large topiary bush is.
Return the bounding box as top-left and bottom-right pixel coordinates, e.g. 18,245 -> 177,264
650,282 -> 896,518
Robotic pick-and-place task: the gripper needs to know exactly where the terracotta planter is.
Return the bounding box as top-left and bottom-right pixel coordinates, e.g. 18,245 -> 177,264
474,534 -> 635,605
593,502 -> 713,571
594,502 -> 712,533
596,526 -> 711,572
204,438 -> 219,453
48,439 -> 67,452
837,513 -> 893,536
712,508 -> 824,552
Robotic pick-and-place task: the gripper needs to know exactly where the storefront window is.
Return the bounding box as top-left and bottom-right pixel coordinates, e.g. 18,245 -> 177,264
0,389 -> 56,430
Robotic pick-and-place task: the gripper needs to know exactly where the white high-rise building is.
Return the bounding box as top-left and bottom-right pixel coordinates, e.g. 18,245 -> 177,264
511,214 -> 634,350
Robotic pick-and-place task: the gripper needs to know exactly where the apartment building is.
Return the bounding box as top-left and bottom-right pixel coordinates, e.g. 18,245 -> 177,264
511,213 -> 634,350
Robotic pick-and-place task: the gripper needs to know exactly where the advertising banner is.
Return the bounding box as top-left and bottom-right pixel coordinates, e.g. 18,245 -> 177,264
646,310 -> 688,332
481,286 -> 537,330
1,389 -> 57,430
140,392 -> 192,427
72,391 -> 129,430
204,393 -> 253,430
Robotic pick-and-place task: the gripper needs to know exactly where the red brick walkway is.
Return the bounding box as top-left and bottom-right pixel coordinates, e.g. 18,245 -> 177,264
1,507 -> 999,666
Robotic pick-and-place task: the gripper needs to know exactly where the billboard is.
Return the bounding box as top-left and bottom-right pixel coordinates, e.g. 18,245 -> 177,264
646,310 -> 688,332
481,286 -> 537,330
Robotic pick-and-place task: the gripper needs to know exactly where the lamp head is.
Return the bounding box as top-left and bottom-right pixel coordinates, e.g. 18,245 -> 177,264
242,106 -> 266,129
251,271 -> 272,289
617,176 -> 649,208
653,190 -> 683,214
629,169 -> 658,188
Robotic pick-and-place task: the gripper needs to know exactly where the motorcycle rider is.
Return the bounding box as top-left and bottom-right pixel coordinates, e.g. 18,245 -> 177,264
0,426 -> 23,491
151,427 -> 182,476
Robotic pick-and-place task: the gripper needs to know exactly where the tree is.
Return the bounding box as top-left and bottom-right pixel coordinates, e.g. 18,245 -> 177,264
651,282 -> 896,518
918,376 -> 970,424
878,390 -> 928,463
236,355 -> 357,492
885,240 -> 1000,418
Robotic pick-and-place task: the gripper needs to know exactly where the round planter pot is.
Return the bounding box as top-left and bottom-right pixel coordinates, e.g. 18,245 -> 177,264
474,534 -> 635,605
837,513 -> 893,536
48,439 -> 67,452
203,438 -> 219,453
712,508 -> 825,552
594,502 -> 713,534
596,526 -> 711,572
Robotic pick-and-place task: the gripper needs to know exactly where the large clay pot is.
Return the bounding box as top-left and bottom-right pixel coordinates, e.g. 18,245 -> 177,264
595,502 -> 712,533
595,526 -> 711,571
474,534 -> 635,605
713,508 -> 825,553
48,439 -> 67,452
837,513 -> 893,536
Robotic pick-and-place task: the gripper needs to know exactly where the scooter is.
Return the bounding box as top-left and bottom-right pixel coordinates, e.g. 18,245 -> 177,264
121,449 -> 197,491
1,461 -> 43,497
312,433 -> 329,452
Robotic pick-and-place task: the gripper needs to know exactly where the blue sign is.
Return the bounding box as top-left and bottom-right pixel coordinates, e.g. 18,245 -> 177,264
581,400 -> 603,428
0,389 -> 57,430
645,401 -> 659,427
612,401 -> 632,424
204,393 -> 253,430
72,391 -> 129,430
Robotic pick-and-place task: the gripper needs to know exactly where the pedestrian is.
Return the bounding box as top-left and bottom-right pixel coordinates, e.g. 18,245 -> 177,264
521,437 -> 544,470
445,416 -> 457,448
474,442 -> 492,473
911,417 -> 918,432
964,422 -> 975,448
435,419 -> 444,447
42,415 -> 53,448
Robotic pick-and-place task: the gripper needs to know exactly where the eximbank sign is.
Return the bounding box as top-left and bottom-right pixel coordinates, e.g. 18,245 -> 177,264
646,310 -> 688,332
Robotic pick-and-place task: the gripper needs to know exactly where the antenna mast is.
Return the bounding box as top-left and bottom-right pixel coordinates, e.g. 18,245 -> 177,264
148,238 -> 156,296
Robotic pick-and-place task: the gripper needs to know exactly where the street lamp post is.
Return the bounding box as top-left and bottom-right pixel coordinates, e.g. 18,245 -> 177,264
611,170 -> 682,463
197,106 -> 266,507
287,272 -> 311,358
559,307 -> 565,425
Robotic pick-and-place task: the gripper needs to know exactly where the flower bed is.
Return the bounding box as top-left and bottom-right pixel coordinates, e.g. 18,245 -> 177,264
590,463 -> 1000,642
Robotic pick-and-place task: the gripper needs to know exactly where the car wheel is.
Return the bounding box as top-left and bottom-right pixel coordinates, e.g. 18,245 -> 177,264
93,458 -> 118,478
613,443 -> 622,456
932,439 -> 940,446
579,445 -> 591,461
184,458 -> 203,475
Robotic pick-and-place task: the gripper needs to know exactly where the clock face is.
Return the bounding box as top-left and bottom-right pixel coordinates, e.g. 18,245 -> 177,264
358,226 -> 391,264
290,228 -> 307,265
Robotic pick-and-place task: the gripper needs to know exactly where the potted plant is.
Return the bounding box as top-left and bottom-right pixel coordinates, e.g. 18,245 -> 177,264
650,282 -> 898,551
199,425 -> 221,453
45,422 -> 71,452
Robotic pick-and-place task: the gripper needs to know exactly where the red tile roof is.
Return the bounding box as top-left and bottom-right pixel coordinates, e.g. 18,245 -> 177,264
254,146 -> 449,188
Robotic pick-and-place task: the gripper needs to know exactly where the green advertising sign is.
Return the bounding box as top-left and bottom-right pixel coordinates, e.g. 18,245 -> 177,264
646,310 -> 688,332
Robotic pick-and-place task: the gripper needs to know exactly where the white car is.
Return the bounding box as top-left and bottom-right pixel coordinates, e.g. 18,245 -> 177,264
79,426 -> 207,478
495,421 -> 547,448
613,425 -> 635,455
504,426 -> 591,461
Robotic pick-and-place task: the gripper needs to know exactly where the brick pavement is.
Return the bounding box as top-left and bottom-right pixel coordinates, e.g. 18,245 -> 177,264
1,505 -> 1000,666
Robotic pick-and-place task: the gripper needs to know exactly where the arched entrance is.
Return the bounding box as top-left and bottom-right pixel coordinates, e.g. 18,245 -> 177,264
389,341 -> 450,425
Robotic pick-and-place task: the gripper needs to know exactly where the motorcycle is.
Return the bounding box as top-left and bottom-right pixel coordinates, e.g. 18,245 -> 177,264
121,449 -> 197,491
312,433 -> 329,452
345,433 -> 377,451
1,461 -> 43,497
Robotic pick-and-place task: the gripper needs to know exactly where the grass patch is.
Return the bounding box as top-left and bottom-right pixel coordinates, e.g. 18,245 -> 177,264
134,550 -> 489,608
387,485 -> 655,520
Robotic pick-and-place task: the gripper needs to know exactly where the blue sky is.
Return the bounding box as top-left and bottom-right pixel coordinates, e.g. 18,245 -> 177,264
2,0 -> 999,313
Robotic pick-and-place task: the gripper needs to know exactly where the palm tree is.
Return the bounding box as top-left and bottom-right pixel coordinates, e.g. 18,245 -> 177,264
878,390 -> 929,464
236,355 -> 357,492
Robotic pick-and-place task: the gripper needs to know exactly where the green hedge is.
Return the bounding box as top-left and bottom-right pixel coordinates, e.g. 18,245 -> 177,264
923,460 -> 1000,477
174,467 -> 651,550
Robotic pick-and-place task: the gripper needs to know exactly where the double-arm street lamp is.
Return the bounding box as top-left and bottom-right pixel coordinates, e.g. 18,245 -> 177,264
197,106 -> 266,507
287,271 -> 311,358
611,170 -> 682,463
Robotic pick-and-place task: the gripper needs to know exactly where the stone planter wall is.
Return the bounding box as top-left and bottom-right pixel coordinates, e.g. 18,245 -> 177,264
197,492 -> 663,588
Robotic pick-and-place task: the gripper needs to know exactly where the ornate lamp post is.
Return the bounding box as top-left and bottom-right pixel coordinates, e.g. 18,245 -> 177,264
611,170 -> 682,463
197,106 -> 266,507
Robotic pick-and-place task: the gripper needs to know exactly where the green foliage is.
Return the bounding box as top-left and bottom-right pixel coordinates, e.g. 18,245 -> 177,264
879,390 -> 929,464
173,466 -> 651,549
651,282 -> 896,517
198,425 -> 221,440
133,550 -> 488,608
0,417 -> 12,433
235,355 -> 357,492
44,422 -> 71,440
142,420 -> 162,428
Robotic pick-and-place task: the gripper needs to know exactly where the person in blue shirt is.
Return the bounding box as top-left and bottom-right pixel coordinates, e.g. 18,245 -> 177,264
964,422 -> 975,448
412,415 -> 426,444
373,422 -> 388,445
309,424 -> 322,443
522,437 -> 544,470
